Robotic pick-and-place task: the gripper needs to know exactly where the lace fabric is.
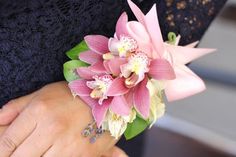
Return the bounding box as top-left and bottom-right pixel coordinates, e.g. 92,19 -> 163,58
0,0 -> 226,108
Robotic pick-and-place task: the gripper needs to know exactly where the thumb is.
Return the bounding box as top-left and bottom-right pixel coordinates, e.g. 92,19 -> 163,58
0,92 -> 37,125
102,146 -> 128,157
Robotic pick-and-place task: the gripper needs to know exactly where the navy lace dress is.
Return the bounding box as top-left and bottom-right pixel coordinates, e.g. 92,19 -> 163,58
0,0 -> 226,156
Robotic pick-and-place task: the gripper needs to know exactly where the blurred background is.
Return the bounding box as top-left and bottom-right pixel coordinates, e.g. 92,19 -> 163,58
143,0 -> 236,156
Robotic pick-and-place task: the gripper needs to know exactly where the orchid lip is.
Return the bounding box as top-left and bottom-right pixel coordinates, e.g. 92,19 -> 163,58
118,36 -> 138,57
109,36 -> 138,58
90,89 -> 103,99
125,73 -> 139,88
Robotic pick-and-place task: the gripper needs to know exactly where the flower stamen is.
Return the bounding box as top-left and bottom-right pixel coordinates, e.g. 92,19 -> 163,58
125,73 -> 138,88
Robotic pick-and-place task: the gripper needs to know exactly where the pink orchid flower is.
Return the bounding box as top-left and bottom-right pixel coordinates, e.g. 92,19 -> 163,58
108,12 -> 137,58
69,73 -> 131,127
106,53 -> 175,119
127,0 -> 215,102
79,13 -> 132,76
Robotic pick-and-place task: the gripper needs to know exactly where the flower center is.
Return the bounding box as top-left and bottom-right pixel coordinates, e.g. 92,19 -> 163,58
121,52 -> 150,88
117,36 -> 138,57
128,52 -> 150,75
86,75 -> 113,105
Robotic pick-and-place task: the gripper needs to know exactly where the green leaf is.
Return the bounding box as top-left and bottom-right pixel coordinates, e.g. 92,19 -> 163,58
63,60 -> 88,82
124,116 -> 149,140
66,40 -> 89,60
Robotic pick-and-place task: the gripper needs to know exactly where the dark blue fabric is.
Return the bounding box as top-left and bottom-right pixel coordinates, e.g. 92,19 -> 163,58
0,0 -> 226,156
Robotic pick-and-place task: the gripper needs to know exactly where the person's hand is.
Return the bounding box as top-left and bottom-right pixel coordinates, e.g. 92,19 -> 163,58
0,81 -> 128,157
0,125 -> 127,157
0,124 -> 127,157
0,125 -> 125,157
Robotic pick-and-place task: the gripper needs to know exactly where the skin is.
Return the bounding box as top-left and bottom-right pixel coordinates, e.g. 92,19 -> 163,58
0,81 -> 128,157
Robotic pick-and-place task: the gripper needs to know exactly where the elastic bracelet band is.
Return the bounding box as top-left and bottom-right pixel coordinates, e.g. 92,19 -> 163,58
63,0 -> 215,143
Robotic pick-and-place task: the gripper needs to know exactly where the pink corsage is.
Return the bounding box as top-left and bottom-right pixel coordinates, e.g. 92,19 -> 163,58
63,0 -> 215,141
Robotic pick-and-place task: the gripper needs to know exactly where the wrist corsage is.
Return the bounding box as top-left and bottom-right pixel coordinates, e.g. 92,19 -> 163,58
63,0 -> 215,142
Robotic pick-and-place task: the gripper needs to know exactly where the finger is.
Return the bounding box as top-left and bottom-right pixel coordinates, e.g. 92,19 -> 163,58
0,109 -> 37,157
0,93 -> 37,125
11,126 -> 54,157
42,144 -> 69,157
102,146 -> 128,157
41,146 -> 58,157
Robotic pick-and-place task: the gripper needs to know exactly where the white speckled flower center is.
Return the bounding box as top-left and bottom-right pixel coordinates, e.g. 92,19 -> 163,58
128,52 -> 149,75
117,36 -> 138,57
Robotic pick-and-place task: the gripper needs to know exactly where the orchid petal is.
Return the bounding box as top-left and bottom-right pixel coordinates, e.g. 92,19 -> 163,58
116,12 -> 129,39
148,59 -> 176,80
69,80 -> 91,96
79,50 -> 101,64
92,99 -> 111,127
134,77 -> 150,119
107,58 -> 127,76
80,96 -> 98,108
175,35 -> 181,46
108,38 -> 120,55
126,21 -> 152,55
84,35 -> 109,54
145,4 -> 164,58
110,96 -> 130,116
103,60 -> 112,74
107,77 -> 129,96
166,44 -> 216,64
125,90 -> 134,108
165,64 -> 206,102
126,21 -> 150,43
127,0 -> 146,25
77,67 -> 98,79
89,61 -> 107,73
186,41 -> 199,48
